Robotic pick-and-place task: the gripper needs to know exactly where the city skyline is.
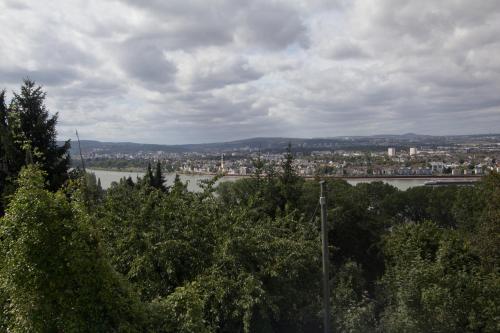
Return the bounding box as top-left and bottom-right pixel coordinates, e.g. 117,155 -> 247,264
1,0 -> 500,144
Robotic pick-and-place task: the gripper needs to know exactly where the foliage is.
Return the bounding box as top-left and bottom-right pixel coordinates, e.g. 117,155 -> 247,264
7,79 -> 70,191
0,166 -> 146,332
96,168 -> 321,332
0,80 -> 70,217
330,261 -> 377,333
379,220 -> 499,333
0,90 -> 12,215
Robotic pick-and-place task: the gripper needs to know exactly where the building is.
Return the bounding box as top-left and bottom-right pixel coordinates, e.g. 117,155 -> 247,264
429,162 -> 445,174
415,167 -> 432,176
397,167 -> 412,175
409,147 -> 417,156
220,154 -> 225,172
387,148 -> 396,157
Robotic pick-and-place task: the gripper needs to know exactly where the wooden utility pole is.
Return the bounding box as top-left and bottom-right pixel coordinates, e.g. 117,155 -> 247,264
319,181 -> 331,333
75,130 -> 85,172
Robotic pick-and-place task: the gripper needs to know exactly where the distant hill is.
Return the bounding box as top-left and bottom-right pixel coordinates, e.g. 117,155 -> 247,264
60,133 -> 500,156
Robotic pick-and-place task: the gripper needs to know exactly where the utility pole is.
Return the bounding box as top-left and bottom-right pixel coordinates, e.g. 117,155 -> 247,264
75,130 -> 85,173
319,181 -> 331,333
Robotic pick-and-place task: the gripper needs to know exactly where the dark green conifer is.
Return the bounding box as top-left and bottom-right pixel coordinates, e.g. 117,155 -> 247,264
153,161 -> 166,192
7,79 -> 70,191
278,142 -> 301,211
145,162 -> 153,186
0,90 -> 11,215
126,176 -> 135,187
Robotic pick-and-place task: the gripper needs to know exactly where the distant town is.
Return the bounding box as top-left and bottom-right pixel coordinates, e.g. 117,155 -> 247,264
70,134 -> 500,178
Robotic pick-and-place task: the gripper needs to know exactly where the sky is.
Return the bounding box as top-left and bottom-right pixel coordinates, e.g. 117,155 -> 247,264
1,0 -> 499,144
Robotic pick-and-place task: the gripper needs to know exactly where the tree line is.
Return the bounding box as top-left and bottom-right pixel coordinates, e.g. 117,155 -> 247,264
0,81 -> 498,332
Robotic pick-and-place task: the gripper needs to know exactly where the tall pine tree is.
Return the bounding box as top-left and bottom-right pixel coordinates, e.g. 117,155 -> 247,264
145,162 -> 154,186
0,90 -> 12,215
279,142 -> 302,211
153,161 -> 166,192
7,79 -> 70,191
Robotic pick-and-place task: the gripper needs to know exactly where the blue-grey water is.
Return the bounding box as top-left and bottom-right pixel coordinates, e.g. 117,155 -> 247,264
88,169 -> 226,192
87,169 -> 456,191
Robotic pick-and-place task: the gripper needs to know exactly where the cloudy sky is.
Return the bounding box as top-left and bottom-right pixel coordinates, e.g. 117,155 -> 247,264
1,0 -> 499,144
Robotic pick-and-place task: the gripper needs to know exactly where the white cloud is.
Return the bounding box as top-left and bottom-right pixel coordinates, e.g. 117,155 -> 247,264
0,0 -> 499,143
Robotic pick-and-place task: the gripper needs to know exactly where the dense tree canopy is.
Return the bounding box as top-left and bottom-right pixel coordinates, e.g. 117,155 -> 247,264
0,166 -> 146,332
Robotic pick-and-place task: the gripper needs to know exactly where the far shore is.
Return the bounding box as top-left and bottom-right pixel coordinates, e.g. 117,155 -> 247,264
86,168 -> 482,181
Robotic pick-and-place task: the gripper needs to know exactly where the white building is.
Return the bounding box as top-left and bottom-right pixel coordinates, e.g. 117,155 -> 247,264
220,154 -> 225,172
429,162 -> 445,174
387,148 -> 396,157
409,147 -> 417,156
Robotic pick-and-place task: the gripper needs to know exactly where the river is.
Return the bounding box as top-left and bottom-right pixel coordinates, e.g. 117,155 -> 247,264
87,169 -> 474,191
88,169 -> 224,192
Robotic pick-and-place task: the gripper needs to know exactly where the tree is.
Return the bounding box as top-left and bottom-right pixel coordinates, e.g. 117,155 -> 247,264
330,261 -> 376,332
0,90 -> 13,215
379,220 -> 499,332
6,79 -> 70,191
153,161 -> 167,192
144,162 -> 154,187
171,174 -> 188,195
0,166 -> 146,332
278,142 -> 302,211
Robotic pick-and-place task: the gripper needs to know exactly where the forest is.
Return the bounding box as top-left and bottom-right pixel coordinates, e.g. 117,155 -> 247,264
0,81 -> 499,332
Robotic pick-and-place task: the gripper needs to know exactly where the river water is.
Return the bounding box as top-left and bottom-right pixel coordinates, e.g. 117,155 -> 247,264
87,169 -> 461,191
88,169 -> 232,192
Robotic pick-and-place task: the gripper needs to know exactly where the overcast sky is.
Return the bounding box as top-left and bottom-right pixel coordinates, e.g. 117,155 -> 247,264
1,0 -> 499,144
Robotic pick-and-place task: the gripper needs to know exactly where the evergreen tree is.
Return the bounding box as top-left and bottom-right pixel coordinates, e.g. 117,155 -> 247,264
7,79 -> 70,191
0,90 -> 10,215
144,162 -> 153,186
153,161 -> 166,192
126,176 -> 135,187
278,142 -> 302,211
171,173 -> 187,195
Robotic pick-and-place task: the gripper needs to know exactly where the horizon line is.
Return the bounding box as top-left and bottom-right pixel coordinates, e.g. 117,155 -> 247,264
59,132 -> 500,147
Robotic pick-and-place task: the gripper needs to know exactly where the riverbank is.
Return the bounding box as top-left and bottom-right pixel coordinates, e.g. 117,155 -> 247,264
87,169 -> 482,191
166,172 -> 483,181
86,168 -> 483,181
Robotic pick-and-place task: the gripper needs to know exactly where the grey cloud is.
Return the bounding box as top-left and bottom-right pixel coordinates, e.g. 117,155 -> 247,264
236,1 -> 308,49
121,24 -> 232,51
118,39 -> 177,86
38,39 -> 97,68
0,67 -> 79,86
117,0 -> 308,50
67,80 -> 127,97
328,40 -> 369,60
3,0 -> 29,10
190,59 -> 263,91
